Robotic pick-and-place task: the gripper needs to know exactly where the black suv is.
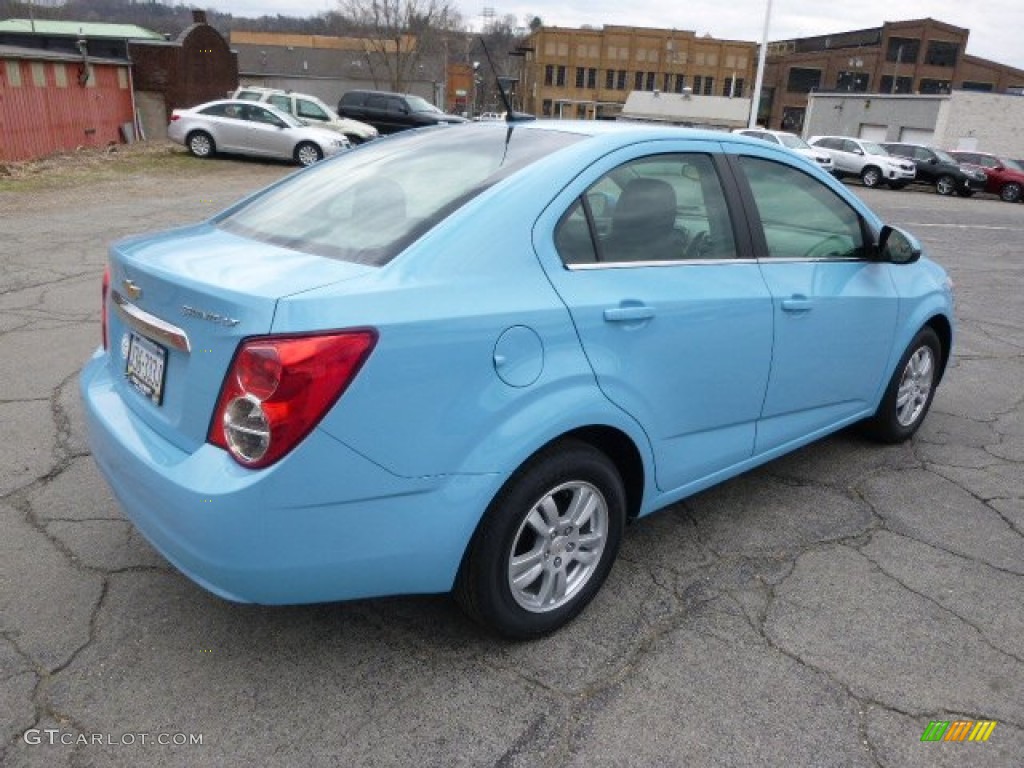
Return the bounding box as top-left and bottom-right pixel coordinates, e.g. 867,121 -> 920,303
881,142 -> 987,197
337,90 -> 468,134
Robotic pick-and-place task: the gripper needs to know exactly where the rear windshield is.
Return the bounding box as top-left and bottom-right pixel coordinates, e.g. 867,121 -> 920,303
217,125 -> 585,265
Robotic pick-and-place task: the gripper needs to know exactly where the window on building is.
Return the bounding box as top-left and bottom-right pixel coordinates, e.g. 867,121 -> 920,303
544,65 -> 554,86
5,60 -> 22,87
645,71 -> 656,91
542,99 -> 553,116
587,68 -> 597,89
781,106 -> 805,132
786,67 -> 822,93
556,66 -> 566,87
634,71 -> 644,90
879,75 -> 913,94
722,77 -> 744,97
606,69 -> 615,89
575,67 -> 585,88
692,75 -> 702,93
30,61 -> 46,86
607,45 -> 617,60
117,66 -> 128,89
925,41 -> 958,67
616,70 -> 627,90
637,48 -> 647,62
960,81 -> 994,92
703,77 -> 714,95
835,71 -> 869,92
54,62 -> 67,88
919,78 -> 951,94
757,87 -> 775,124
886,37 -> 920,63
733,78 -> 744,97
674,74 -> 686,93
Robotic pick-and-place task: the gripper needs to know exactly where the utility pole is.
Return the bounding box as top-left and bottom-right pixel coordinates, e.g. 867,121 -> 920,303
748,0 -> 774,128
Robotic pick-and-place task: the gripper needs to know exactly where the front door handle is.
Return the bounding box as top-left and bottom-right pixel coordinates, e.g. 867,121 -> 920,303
781,296 -> 813,313
604,305 -> 655,322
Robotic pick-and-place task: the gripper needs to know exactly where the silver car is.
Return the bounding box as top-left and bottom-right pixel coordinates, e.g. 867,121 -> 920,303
168,99 -> 349,167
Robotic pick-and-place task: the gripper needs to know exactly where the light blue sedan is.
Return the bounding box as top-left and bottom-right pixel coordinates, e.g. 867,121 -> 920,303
81,122 -> 954,638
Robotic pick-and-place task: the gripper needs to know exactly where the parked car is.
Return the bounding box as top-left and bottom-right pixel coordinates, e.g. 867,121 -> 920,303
337,89 -> 469,134
947,150 -> 1024,202
808,135 -> 917,189
168,99 -> 349,166
881,142 -> 987,196
232,86 -> 379,144
733,128 -> 835,174
82,122 -> 953,639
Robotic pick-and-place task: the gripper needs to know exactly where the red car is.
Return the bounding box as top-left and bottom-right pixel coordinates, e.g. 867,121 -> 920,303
948,150 -> 1024,202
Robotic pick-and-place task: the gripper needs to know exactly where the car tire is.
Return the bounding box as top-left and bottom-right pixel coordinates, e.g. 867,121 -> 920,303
862,326 -> 941,443
454,438 -> 626,639
294,141 -> 323,167
861,166 -> 883,188
999,182 -> 1022,203
186,131 -> 215,159
935,175 -> 956,196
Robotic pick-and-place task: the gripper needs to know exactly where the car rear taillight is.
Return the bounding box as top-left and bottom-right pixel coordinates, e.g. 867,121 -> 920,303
208,330 -> 377,468
170,112 -> 181,122
101,265 -> 110,350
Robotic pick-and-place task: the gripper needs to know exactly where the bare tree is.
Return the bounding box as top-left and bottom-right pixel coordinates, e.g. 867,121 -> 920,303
339,0 -> 460,92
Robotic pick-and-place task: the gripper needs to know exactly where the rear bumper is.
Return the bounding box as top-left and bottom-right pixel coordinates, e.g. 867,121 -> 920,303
80,350 -> 497,604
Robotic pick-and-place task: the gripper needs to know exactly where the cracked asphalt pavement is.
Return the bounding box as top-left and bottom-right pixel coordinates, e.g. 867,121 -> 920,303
1,156 -> 1022,767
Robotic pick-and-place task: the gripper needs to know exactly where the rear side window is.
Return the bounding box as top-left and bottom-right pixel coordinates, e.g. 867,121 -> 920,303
268,94 -> 291,112
554,153 -> 737,265
218,126 -> 585,266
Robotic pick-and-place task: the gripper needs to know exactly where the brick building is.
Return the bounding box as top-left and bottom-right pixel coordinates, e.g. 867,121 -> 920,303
760,18 -> 1024,132
520,25 -> 757,120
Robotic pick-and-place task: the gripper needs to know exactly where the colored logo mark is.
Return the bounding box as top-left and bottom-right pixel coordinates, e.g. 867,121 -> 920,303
921,720 -> 997,742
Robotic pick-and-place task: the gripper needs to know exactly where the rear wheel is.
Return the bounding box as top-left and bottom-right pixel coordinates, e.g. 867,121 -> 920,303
294,141 -> 323,167
1000,182 -> 1022,203
186,131 -> 215,159
861,166 -> 883,188
862,327 -> 941,443
455,439 -> 626,639
935,175 -> 956,196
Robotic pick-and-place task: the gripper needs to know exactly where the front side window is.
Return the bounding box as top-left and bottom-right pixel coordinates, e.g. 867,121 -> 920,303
554,154 -> 737,266
297,99 -> 328,120
219,126 -> 585,266
738,156 -> 866,260
268,94 -> 291,112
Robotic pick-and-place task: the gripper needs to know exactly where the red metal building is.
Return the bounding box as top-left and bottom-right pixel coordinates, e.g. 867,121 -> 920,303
1,47 -> 134,162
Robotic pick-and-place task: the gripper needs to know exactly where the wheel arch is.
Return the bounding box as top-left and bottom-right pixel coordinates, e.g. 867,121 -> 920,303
561,425 -> 646,520
924,313 -> 953,383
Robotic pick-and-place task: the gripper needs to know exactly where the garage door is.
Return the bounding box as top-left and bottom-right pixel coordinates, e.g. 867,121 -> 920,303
858,124 -> 888,142
899,127 -> 934,143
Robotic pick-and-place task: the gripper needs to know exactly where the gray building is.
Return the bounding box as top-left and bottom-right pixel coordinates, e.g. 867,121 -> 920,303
803,91 -> 1024,156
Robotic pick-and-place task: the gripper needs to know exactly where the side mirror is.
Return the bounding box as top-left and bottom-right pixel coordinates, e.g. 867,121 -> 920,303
877,225 -> 922,265
853,148 -> 864,155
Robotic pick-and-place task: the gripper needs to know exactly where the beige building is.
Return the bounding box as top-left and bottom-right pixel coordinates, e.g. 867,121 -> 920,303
520,25 -> 757,120
761,18 -> 1024,133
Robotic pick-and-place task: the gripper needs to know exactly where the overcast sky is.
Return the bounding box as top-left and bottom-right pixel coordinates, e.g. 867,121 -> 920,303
208,0 -> 1023,71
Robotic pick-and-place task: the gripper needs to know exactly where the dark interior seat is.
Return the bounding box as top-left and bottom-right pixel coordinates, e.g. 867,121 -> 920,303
605,177 -> 686,262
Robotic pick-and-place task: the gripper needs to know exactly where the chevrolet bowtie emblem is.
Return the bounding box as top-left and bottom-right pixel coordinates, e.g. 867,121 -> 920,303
123,279 -> 143,300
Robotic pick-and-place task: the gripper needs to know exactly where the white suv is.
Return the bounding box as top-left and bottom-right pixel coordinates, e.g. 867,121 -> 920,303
808,136 -> 916,189
232,86 -> 379,144
733,129 -> 835,174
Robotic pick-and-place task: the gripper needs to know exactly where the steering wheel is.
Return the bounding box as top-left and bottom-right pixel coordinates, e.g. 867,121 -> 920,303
684,230 -> 711,259
804,235 -> 851,259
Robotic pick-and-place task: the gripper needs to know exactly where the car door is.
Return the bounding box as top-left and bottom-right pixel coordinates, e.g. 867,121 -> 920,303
533,145 -> 774,493
726,149 -> 899,453
242,104 -> 295,159
205,103 -> 250,153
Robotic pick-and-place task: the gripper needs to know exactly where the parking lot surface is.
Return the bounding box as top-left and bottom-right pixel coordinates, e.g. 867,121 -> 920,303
1,153 -> 1022,767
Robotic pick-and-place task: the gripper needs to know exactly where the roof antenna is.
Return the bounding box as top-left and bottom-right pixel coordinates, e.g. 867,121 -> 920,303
477,37 -> 535,123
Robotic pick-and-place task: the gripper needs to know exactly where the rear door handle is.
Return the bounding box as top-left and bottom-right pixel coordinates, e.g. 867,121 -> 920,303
604,305 -> 655,322
781,296 -> 812,313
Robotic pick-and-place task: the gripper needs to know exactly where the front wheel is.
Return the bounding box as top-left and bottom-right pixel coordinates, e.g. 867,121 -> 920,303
1000,182 -> 1022,203
294,141 -> 323,167
862,327 -> 941,443
935,175 -> 956,196
455,439 -> 626,639
861,166 -> 883,188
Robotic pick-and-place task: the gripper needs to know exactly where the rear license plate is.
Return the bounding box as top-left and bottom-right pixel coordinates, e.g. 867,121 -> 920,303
125,332 -> 167,405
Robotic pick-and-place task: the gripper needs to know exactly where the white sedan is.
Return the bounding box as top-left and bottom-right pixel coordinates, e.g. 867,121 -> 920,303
168,99 -> 349,167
